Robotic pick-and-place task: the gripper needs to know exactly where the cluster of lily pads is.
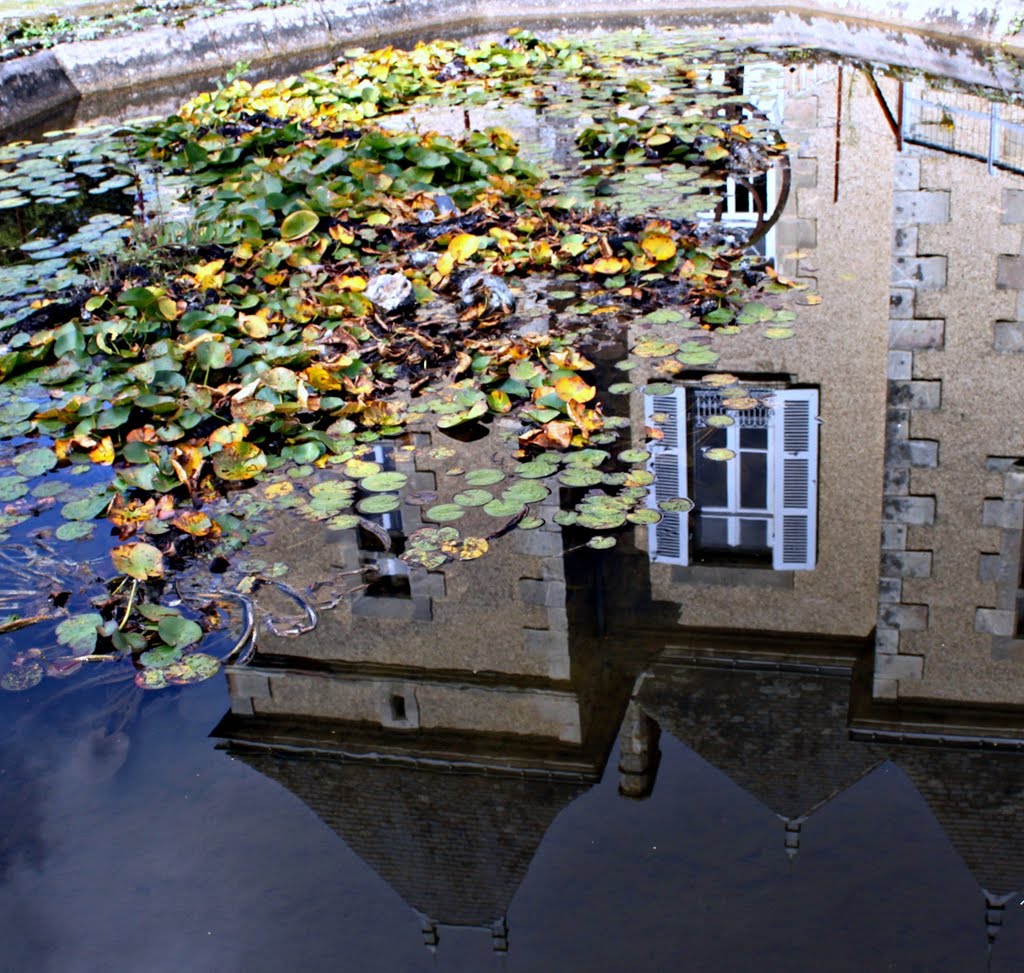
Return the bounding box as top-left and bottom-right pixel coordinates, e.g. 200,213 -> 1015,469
0,29 -> 817,692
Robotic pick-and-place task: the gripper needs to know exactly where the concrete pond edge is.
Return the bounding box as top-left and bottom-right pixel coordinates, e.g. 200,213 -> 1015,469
1,0 -> 1023,136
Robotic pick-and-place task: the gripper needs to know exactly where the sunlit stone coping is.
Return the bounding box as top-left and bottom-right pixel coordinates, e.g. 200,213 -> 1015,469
1,1 -> 1022,136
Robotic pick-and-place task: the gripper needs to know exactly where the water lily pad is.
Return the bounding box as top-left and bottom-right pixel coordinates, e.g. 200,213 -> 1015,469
56,521 -> 95,541
14,447 -> 57,477
213,442 -> 267,481
157,615 -> 203,649
609,382 -> 636,395
401,548 -> 448,569
658,497 -> 694,513
425,503 -> 466,522
706,414 -> 734,427
517,516 -> 544,530
587,536 -> 617,550
483,498 -> 525,518
111,542 -> 164,580
357,493 -> 401,514
1,661 -> 44,691
553,510 -> 579,526
504,480 -> 551,504
56,612 -> 104,655
136,668 -> 169,690
577,511 -> 627,530
343,459 -> 382,479
633,338 -> 679,358
360,471 -> 409,492
165,653 -> 221,685
440,536 -> 489,560
516,461 -> 557,479
627,508 -> 663,525
559,467 -> 604,487
618,449 -> 651,464
0,478 -> 28,501
643,382 -> 675,396
465,468 -> 506,486
140,645 -> 183,668
704,447 -> 736,461
281,209 -> 320,241
328,514 -> 362,530
763,327 -> 794,340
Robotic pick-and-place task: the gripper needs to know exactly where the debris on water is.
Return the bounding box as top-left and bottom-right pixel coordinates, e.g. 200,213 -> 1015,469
459,272 -> 517,314
365,273 -> 416,313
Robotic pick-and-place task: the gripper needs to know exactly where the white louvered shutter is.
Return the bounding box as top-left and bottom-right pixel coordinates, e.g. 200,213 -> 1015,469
645,387 -> 689,565
771,389 -> 819,570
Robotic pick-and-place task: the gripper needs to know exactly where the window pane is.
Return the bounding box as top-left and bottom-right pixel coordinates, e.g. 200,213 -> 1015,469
740,451 -> 768,509
740,426 -> 767,449
739,519 -> 769,551
696,516 -> 728,549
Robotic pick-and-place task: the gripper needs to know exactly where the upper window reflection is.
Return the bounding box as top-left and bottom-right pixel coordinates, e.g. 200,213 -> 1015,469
646,387 -> 820,570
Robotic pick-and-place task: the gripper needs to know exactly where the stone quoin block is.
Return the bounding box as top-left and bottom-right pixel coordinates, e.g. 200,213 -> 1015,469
975,608 -> 1016,637
875,653 -> 925,681
879,603 -> 929,631
892,157 -> 921,192
893,190 -> 950,225
890,288 -> 916,318
997,255 -> 1024,290
982,499 -> 1024,530
887,379 -> 942,410
889,318 -> 945,350
883,495 -> 936,526
1002,189 -> 1024,225
887,351 -> 913,380
893,226 -> 918,255
875,628 -> 900,654
881,550 -> 933,578
892,256 -> 947,290
881,523 -> 908,550
994,321 -> 1024,353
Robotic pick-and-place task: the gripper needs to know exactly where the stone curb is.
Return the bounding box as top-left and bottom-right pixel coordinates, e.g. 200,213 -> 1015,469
1,0 -> 1022,135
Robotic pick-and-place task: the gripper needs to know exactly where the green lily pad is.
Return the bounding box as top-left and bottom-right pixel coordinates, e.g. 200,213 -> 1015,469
465,468 -> 506,486
0,478 -> 28,501
14,447 -> 57,477
55,612 -> 104,656
328,514 -> 362,530
504,480 -> 551,504
56,521 -> 95,541
360,471 -> 409,492
517,516 -> 544,530
627,508 -> 663,525
343,459 -> 382,479
157,615 -> 203,649
165,652 -> 221,685
658,497 -> 695,513
642,382 -> 676,396
357,493 -> 401,514
425,503 -> 466,522
559,467 -> 604,487
483,498 -> 525,518
140,645 -> 183,668
516,461 -> 557,479
587,536 -> 617,549
618,449 -> 651,463
453,489 -> 492,507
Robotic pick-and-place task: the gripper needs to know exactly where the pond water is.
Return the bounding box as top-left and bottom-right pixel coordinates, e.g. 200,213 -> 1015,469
3,24 -> 1024,972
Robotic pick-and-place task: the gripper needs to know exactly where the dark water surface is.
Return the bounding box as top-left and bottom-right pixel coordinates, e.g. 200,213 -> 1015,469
3,26 -> 1024,973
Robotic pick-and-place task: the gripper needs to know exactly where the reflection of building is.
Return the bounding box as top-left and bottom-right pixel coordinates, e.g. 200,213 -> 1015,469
215,429 -> 647,948
617,637 -> 1024,953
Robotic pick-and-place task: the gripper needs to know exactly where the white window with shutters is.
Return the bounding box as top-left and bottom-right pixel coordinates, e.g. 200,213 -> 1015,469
645,386 -> 819,570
